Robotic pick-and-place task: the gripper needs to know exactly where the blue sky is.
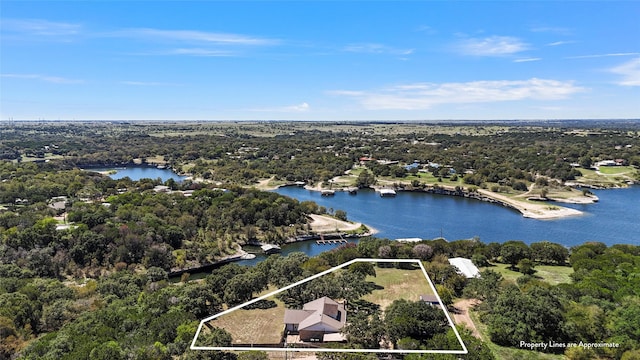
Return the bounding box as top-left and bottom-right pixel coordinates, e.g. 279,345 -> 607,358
1,1 -> 639,121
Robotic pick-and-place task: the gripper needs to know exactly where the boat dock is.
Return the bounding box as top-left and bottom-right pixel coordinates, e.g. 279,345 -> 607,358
316,233 -> 348,245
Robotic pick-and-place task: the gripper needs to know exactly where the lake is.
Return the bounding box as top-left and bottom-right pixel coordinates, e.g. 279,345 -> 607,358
274,186 -> 640,248
98,167 -> 639,265
88,165 -> 188,182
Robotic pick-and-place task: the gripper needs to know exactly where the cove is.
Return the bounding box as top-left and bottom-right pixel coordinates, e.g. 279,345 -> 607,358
274,186 -> 640,248
87,165 -> 188,182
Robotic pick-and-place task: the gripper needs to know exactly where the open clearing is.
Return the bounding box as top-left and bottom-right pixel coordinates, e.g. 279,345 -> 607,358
208,296 -> 285,345
481,263 -> 574,285
363,266 -> 435,310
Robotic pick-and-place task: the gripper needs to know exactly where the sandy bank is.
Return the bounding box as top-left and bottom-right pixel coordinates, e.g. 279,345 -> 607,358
308,214 -> 379,235
478,189 -> 584,220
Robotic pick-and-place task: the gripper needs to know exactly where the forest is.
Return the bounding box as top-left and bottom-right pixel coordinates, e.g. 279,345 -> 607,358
1,121 -> 638,187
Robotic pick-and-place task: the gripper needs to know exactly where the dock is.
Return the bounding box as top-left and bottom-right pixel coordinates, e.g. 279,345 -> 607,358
261,244 -> 282,254
379,188 -> 397,197
316,233 -> 348,245
321,190 -> 335,196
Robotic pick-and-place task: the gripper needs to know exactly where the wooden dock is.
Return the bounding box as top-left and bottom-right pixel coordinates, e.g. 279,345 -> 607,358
316,234 -> 348,245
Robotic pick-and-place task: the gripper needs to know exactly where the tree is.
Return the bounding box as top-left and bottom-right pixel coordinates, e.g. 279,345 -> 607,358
89,341 -> 125,360
471,253 -> 489,267
356,170 -> 376,188
334,209 -> 348,222
342,311 -> 385,349
348,262 -> 376,278
500,241 -> 531,268
487,285 -> 566,347
384,299 -> 449,347
517,258 -> 536,275
412,244 -> 434,261
463,270 -> 503,306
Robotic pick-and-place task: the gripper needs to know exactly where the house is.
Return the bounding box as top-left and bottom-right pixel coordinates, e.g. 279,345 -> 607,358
283,296 -> 347,342
448,257 -> 481,278
419,294 -> 441,307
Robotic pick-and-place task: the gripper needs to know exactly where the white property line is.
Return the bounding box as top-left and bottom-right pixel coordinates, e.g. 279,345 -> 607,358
191,258 -> 468,354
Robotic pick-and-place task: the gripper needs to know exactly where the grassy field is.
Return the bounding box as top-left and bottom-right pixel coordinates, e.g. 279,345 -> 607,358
577,167 -> 637,187
480,263 -> 574,285
598,165 -> 636,175
362,266 -> 435,310
208,295 -> 286,345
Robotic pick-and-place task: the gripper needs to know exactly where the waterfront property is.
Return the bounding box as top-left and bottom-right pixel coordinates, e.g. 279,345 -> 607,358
284,296 -> 347,342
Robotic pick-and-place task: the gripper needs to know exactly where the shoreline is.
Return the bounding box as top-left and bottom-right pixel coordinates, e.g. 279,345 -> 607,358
275,181 -> 590,220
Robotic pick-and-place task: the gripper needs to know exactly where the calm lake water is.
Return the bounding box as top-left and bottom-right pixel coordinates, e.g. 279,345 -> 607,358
89,166 -> 188,182
274,186 -> 640,247
98,167 -> 639,265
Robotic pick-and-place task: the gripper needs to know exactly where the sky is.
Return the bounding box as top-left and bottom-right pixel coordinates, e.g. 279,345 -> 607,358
1,1 -> 639,121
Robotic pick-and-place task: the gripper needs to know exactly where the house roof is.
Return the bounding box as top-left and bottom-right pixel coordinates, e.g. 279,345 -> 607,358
419,294 -> 440,303
303,296 -> 339,313
298,312 -> 344,332
448,257 -> 481,278
283,309 -> 315,324
284,296 -> 346,333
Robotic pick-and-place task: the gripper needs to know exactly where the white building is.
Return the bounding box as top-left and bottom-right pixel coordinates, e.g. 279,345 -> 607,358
448,257 -> 481,278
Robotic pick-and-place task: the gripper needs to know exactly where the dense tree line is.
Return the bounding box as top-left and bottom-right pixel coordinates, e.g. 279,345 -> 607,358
2,122 -> 638,188
0,164 -> 325,281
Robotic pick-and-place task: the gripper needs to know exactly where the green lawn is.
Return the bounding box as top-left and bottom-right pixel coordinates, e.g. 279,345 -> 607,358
577,167 -> 637,187
597,165 -> 636,175
480,263 -> 574,285
362,266 -> 435,310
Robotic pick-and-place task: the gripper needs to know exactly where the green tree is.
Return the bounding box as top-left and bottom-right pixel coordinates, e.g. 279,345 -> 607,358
384,299 -> 449,347
89,341 -> 125,360
356,170 -> 376,188
517,258 -> 536,275
500,241 -> 531,269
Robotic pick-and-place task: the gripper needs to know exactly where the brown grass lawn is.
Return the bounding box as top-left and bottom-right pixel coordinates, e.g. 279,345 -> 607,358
208,296 -> 285,345
362,266 -> 435,310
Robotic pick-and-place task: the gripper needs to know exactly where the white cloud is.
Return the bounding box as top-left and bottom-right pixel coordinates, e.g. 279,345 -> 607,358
546,41 -> 574,47
456,36 -> 529,56
343,43 -> 414,55
1,73 -> 84,84
111,28 -> 279,46
168,48 -> 236,57
250,102 -> 310,112
610,57 -> 640,86
514,58 -> 542,63
1,18 -> 82,37
330,78 -> 586,110
566,52 -> 640,59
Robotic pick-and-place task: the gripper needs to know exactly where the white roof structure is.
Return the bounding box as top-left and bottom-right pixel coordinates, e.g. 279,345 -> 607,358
396,238 -> 422,243
448,257 -> 481,278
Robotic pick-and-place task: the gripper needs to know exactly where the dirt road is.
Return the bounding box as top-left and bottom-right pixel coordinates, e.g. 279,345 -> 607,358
451,299 -> 482,339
